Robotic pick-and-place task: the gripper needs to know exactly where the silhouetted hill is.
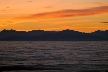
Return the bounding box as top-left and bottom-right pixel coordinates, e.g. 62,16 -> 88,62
0,29 -> 108,41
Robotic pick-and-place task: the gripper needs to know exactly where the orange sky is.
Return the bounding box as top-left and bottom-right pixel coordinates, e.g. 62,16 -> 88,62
0,0 -> 108,33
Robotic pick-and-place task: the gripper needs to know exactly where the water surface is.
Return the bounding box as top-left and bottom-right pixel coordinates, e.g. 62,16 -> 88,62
0,41 -> 108,71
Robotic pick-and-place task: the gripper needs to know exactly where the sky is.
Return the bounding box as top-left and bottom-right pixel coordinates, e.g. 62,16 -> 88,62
0,0 -> 108,33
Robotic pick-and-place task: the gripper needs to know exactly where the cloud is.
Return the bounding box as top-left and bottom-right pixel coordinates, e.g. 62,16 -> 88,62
101,22 -> 108,23
101,22 -> 108,25
27,1 -> 33,2
94,2 -> 108,5
0,24 -> 6,26
7,7 -> 9,8
44,6 -> 53,8
16,6 -> 108,20
2,10 -> 6,11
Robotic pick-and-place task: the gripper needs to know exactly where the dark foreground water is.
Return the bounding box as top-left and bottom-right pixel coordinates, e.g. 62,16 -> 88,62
0,41 -> 108,72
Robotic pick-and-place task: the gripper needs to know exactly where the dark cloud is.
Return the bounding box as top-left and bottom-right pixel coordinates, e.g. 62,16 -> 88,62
101,22 -> 108,23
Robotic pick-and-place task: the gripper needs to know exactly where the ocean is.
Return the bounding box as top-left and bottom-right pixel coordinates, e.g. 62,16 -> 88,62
0,41 -> 108,72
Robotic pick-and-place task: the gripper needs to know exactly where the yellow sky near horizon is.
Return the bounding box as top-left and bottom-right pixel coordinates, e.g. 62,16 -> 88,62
0,0 -> 108,33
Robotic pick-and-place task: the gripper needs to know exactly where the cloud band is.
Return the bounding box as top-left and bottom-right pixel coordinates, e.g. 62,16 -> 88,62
16,6 -> 108,19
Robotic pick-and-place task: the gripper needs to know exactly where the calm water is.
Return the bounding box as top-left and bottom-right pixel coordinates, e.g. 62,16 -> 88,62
0,41 -> 108,71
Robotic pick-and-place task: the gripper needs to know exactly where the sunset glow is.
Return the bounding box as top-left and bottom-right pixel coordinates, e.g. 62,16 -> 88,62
0,0 -> 108,33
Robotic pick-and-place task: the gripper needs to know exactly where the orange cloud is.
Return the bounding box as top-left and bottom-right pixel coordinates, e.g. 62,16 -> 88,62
16,6 -> 108,20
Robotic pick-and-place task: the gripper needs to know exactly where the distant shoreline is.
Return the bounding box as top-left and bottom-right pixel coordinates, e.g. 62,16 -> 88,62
0,29 -> 108,41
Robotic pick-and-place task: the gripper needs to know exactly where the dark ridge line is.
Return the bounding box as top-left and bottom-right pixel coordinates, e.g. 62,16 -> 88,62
0,29 -> 108,41
0,29 -> 108,33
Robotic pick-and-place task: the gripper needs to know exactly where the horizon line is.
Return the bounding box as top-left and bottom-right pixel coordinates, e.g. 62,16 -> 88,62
1,29 -> 108,33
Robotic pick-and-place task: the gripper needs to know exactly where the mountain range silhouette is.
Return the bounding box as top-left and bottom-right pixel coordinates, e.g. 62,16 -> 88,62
0,29 -> 108,41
